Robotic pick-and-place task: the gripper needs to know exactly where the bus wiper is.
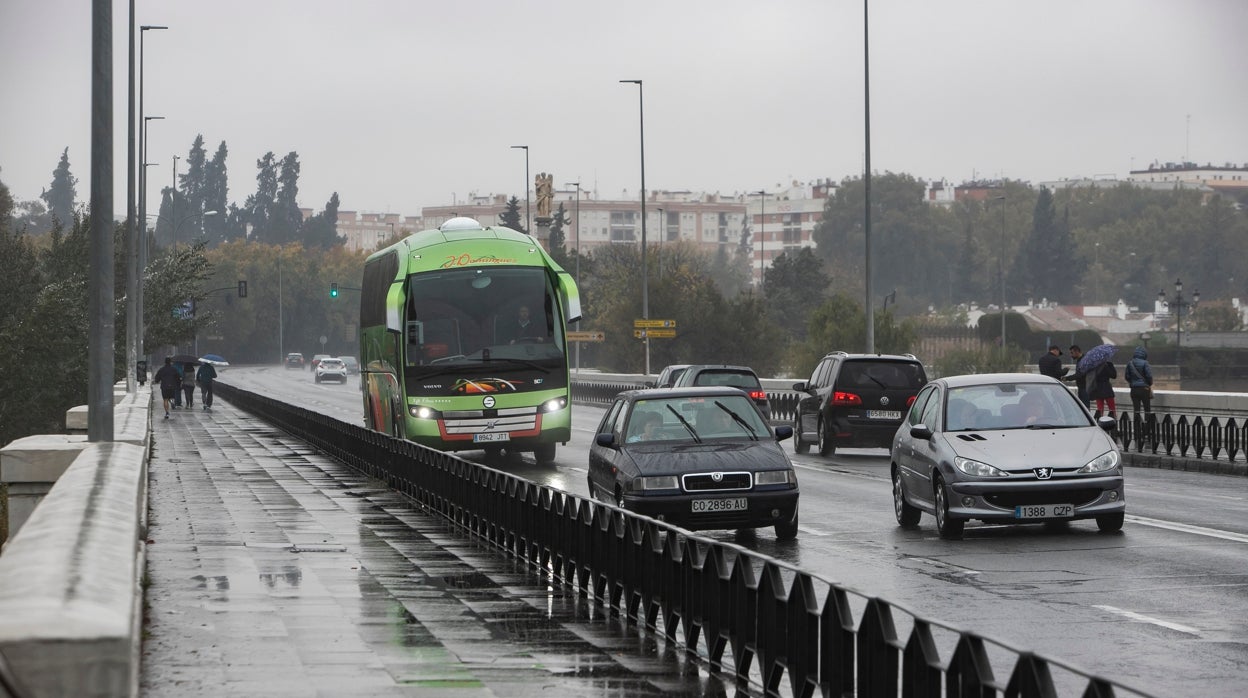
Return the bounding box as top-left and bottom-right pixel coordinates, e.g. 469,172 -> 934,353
715,400 -> 758,440
666,404 -> 702,443
474,355 -> 552,374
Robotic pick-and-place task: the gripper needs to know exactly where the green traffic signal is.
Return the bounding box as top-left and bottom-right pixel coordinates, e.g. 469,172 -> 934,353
330,282 -> 338,298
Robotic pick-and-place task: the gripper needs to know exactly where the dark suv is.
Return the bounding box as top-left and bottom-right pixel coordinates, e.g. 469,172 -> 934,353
672,364 -> 772,420
791,352 -> 927,455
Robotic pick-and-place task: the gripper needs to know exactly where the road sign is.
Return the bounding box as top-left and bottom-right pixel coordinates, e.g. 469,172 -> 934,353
633,319 -> 677,328
567,330 -> 605,342
634,329 -> 677,339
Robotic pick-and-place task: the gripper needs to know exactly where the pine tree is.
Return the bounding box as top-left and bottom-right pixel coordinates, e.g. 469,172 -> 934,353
180,136 -> 208,243
203,141 -> 230,245
247,152 -> 278,242
499,196 -> 524,232
547,202 -> 569,266
301,192 -> 343,249
270,152 -> 303,244
41,147 -> 78,230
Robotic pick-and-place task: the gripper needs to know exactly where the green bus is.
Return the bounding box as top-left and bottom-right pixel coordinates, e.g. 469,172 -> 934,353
359,217 -> 581,463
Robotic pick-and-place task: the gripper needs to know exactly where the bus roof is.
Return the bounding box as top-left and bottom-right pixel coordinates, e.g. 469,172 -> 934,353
364,217 -> 569,275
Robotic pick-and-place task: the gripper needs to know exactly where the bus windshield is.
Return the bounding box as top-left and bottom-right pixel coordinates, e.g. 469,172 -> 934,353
403,265 -> 565,378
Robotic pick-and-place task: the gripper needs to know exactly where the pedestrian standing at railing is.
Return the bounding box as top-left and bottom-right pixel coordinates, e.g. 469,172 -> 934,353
1089,361 -> 1117,419
1124,346 -> 1154,414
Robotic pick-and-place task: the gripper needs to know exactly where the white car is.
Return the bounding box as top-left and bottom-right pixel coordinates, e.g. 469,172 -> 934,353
314,358 -> 349,384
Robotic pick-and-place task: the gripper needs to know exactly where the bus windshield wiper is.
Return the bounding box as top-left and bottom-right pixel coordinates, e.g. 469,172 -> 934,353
666,404 -> 702,443
471,355 -> 552,374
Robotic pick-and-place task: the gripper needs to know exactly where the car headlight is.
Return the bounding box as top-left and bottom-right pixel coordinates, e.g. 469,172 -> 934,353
1077,450 -> 1120,473
542,397 -> 568,413
408,405 -> 436,419
953,457 -> 1008,478
633,475 -> 680,491
755,469 -> 795,486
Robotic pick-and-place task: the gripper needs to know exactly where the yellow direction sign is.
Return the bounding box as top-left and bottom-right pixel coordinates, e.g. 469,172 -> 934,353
566,330 -> 605,342
633,319 -> 677,329
635,328 -> 677,339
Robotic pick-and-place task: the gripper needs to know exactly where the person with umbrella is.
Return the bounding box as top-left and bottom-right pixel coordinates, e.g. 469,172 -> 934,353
1080,344 -> 1119,418
196,359 -> 218,412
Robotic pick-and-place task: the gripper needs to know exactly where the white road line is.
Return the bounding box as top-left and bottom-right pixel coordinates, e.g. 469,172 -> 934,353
1126,515 -> 1248,544
1092,605 -> 1201,636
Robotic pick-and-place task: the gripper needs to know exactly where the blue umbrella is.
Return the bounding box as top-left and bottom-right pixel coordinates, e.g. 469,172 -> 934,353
201,354 -> 227,363
1077,343 -> 1117,374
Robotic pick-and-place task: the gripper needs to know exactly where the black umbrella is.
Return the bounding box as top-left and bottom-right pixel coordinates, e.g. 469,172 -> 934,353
170,354 -> 200,365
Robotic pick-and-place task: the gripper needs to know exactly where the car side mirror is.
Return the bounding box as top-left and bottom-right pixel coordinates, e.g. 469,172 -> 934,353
595,432 -> 617,448
909,424 -> 933,440
644,381 -> 656,388
792,382 -> 808,392
1097,416 -> 1117,432
773,425 -> 793,442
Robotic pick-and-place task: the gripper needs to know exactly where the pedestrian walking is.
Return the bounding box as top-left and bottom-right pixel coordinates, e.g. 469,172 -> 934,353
1089,360 -> 1118,419
1124,346 -> 1154,414
1064,345 -> 1090,408
1038,345 -> 1067,380
172,362 -> 183,408
196,361 -> 218,411
153,357 -> 181,419
181,363 -> 197,409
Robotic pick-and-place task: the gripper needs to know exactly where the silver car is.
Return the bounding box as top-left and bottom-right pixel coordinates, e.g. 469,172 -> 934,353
890,373 -> 1124,539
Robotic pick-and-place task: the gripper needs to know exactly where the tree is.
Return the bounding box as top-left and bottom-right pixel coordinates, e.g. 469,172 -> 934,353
498,196 -> 524,233
179,135 -> 209,244
547,202 -> 569,267
247,152 -> 278,242
40,147 -> 78,231
269,152 -> 304,245
300,192 -> 343,250
789,292 -> 919,374
763,248 -> 832,342
203,141 -> 230,245
1011,186 -> 1081,303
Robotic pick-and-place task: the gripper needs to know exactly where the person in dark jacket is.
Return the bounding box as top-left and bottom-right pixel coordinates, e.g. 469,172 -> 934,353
1124,346 -> 1154,413
1064,345 -> 1090,408
196,361 -> 218,411
1089,361 -> 1117,418
1038,345 -> 1067,380
153,357 -> 181,419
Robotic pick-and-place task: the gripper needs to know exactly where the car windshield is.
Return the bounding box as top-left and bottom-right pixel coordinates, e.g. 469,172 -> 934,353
626,394 -> 767,443
945,382 -> 1092,431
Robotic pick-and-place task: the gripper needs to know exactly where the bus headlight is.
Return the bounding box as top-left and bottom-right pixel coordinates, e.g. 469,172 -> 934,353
409,405 -> 436,419
542,397 -> 568,413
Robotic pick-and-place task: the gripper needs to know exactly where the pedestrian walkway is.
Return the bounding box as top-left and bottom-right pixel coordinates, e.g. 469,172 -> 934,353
142,400 -> 731,697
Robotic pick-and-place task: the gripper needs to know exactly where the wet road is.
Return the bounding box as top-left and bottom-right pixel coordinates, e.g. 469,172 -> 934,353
223,366 -> 1248,696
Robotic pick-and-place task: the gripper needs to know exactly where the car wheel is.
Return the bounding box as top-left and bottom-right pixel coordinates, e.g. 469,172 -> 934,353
792,413 -> 810,454
774,507 -> 799,540
1096,512 -> 1125,533
817,416 -> 836,457
892,468 -> 921,527
532,442 -> 556,464
933,475 -> 964,539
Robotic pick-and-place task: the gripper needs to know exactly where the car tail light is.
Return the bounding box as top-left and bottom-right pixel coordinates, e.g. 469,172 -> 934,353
748,390 -> 767,401
906,395 -> 917,407
832,391 -> 862,406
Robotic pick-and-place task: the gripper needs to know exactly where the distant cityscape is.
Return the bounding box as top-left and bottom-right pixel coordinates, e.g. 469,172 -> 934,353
308,161 -> 1248,287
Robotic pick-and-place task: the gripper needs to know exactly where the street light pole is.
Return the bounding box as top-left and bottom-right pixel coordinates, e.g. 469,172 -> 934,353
566,181 -> 581,374
620,79 -> 649,375
656,206 -> 663,280
1159,278 -> 1199,384
137,23 -> 165,368
753,190 -> 768,290
993,194 -> 1007,357
863,0 -> 874,353
125,0 -> 137,393
171,154 -> 180,252
510,145 -> 529,233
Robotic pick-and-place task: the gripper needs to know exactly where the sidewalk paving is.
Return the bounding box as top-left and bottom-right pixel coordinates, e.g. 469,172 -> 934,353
142,400 -> 731,697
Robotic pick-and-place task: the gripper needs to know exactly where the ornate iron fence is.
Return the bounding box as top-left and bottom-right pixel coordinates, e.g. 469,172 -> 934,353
1117,411 -> 1246,463
215,381 -> 1155,697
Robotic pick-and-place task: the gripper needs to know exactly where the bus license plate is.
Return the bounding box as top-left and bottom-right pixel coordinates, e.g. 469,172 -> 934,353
1014,504 -> 1073,519
867,410 -> 901,420
692,498 -> 747,513
473,432 -> 510,443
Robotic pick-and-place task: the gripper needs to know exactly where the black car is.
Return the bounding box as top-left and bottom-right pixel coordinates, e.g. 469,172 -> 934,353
792,352 -> 927,455
284,352 -> 304,370
588,386 -> 800,539
649,364 -> 692,389
670,364 -> 773,420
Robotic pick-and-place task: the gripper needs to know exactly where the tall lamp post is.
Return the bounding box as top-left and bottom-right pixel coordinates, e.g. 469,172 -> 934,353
137,22 -> 165,368
620,79 -> 649,375
753,190 -> 769,290
510,145 -> 530,233
1159,278 -> 1199,382
125,3 -> 137,393
993,194 -> 1007,357
656,206 -> 664,280
565,181 -> 582,374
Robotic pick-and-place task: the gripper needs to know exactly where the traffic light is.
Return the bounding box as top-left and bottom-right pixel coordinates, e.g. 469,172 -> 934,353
238,280 -> 247,298
330,282 -> 339,298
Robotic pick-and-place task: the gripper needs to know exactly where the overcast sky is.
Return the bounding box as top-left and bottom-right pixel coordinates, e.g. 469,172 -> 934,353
3,0 -> 1246,220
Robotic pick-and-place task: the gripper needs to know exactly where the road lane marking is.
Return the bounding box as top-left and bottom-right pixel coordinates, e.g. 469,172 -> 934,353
1126,515 -> 1248,544
1092,605 -> 1201,635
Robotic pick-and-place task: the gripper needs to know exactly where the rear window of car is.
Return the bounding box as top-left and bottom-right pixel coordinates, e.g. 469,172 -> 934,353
691,369 -> 761,390
321,360 -> 344,368
840,361 -> 926,389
